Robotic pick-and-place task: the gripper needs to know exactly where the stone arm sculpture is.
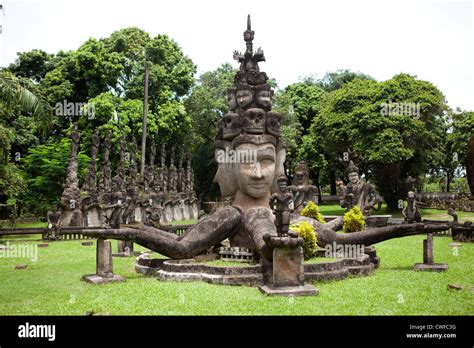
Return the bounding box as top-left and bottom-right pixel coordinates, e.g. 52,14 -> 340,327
82,207 -> 242,259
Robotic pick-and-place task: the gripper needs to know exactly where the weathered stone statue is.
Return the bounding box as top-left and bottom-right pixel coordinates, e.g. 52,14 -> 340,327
114,135 -> 127,193
103,177 -> 125,229
128,136 -> 138,190
185,152 -> 194,192
177,147 -> 185,192
288,161 -> 319,213
45,203 -> 61,240
402,191 -> 422,223
60,123 -> 82,226
81,128 -> 100,199
144,140 -> 156,192
169,147 -> 178,193
339,161 -> 377,215
159,144 -> 168,193
269,176 -> 294,236
99,132 -> 112,195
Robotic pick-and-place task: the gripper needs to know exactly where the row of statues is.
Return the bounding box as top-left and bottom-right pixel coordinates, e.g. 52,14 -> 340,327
51,125 -> 198,231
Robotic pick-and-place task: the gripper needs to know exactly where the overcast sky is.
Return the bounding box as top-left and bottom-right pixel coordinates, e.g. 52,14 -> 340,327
0,0 -> 472,110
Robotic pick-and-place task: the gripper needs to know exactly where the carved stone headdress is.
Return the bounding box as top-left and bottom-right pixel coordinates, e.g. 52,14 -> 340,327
213,16 -> 286,197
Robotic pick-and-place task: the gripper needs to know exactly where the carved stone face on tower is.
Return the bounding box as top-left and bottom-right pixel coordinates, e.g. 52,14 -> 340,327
256,88 -> 272,111
221,112 -> 241,140
242,108 -> 266,134
236,89 -> 254,109
266,111 -> 282,137
235,143 -> 276,198
227,88 -> 237,111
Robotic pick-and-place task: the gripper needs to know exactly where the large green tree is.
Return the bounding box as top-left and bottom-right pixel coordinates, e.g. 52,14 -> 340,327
314,73 -> 447,210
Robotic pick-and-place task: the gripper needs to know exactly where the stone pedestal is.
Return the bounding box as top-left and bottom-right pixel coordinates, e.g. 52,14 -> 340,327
414,233 -> 448,272
83,239 -> 124,284
259,236 -> 318,297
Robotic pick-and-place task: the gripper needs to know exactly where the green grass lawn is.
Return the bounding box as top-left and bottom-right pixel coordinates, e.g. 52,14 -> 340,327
0,234 -> 472,315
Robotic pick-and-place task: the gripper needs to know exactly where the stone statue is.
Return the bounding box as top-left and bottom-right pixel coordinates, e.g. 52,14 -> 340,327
402,191 -> 422,223
45,203 -> 61,240
144,140 -> 156,192
177,147 -> 185,192
121,189 -> 137,224
60,122 -> 82,226
288,161 -> 319,213
103,178 -> 125,229
159,144 -> 168,193
128,136 -> 138,190
81,128 -> 100,199
269,176 -> 294,236
339,161 -> 377,215
99,132 -> 112,195
110,135 -> 126,194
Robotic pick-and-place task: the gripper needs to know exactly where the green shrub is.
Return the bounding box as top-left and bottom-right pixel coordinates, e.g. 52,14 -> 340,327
300,201 -> 325,223
289,221 -> 316,260
343,206 -> 365,233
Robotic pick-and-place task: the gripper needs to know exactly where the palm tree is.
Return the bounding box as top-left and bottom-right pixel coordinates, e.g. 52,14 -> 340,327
0,70 -> 52,133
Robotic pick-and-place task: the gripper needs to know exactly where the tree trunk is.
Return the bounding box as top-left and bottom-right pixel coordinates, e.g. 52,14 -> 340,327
446,170 -> 451,193
373,163 -> 403,211
329,170 -> 337,195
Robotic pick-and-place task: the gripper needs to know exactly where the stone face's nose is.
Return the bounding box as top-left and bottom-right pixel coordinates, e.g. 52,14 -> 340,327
251,162 -> 263,179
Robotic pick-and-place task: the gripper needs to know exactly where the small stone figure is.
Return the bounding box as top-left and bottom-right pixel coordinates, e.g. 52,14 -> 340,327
402,191 -> 422,223
339,161 -> 377,215
288,161 -> 319,213
269,176 -> 294,237
45,203 -> 61,240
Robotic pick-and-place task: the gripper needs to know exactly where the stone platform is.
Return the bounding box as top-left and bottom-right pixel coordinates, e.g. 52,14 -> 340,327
136,252 -> 378,286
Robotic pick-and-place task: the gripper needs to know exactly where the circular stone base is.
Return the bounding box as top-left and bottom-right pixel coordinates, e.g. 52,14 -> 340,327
135,252 -> 377,286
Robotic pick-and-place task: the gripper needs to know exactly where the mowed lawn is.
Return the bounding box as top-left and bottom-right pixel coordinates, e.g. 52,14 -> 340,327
0,233 -> 473,315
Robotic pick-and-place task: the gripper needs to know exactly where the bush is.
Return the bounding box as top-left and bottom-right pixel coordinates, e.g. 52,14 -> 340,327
300,201 -> 325,223
343,206 -> 365,233
289,221 -> 316,260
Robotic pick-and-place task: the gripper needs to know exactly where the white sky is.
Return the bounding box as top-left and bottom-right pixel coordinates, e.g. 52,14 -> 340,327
0,0 -> 473,110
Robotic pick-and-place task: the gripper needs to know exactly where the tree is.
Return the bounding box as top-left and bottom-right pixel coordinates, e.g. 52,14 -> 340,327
315,73 -> 447,210
315,69 -> 373,92
8,49 -> 55,83
0,71 -> 52,131
185,63 -> 236,144
449,110 -> 474,193
273,81 -> 331,196
21,139 -> 90,216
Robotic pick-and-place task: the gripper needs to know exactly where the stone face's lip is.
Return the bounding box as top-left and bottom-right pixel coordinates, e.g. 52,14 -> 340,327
248,183 -> 266,189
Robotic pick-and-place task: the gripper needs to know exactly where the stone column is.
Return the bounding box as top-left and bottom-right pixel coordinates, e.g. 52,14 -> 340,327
82,239 -> 125,283
414,233 -> 448,272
